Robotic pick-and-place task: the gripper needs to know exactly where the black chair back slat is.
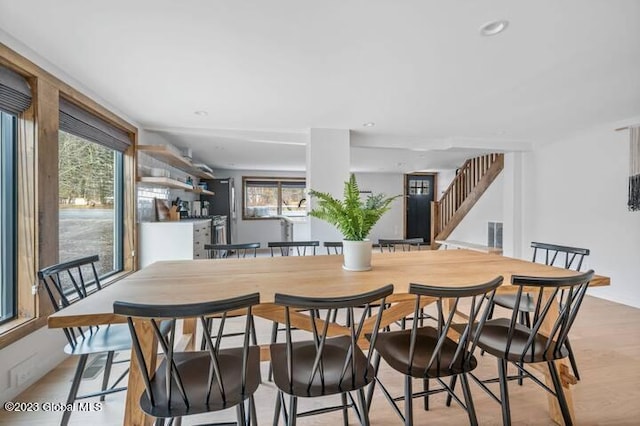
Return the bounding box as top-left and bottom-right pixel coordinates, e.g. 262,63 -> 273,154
305,308 -> 331,392
126,316 -> 155,406
66,268 -> 84,298
199,315 -> 226,401
38,254 -> 101,276
460,291 -> 491,357
213,312 -> 227,353
240,305 -> 253,394
275,284 -> 394,309
114,293 -> 259,318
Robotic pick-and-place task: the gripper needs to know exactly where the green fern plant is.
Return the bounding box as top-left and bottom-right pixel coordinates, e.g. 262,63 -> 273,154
309,174 -> 401,241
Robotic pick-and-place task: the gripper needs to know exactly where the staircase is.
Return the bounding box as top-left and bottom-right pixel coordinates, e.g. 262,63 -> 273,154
431,153 -> 504,248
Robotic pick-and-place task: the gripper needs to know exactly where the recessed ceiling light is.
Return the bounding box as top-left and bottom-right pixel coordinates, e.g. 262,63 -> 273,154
194,110 -> 208,116
480,20 -> 509,36
363,122 -> 375,127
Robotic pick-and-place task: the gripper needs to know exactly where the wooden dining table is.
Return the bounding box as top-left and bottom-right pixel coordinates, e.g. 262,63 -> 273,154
48,249 -> 610,426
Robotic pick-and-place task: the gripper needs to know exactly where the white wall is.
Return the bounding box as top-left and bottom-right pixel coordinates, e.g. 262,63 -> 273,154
307,129 -> 351,243
438,122 -> 640,308
502,153 -> 527,258
436,169 -> 457,198
523,120 -> 640,308
0,327 -> 68,402
354,173 -> 404,242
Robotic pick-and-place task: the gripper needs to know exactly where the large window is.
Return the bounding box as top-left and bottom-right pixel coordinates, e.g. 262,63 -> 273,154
243,177 -> 306,219
58,131 -> 123,278
0,112 -> 16,324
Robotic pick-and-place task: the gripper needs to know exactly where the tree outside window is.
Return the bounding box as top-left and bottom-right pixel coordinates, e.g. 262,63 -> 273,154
243,177 -> 306,219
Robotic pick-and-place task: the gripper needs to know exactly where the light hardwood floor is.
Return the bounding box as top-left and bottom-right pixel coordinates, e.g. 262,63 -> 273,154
1,295 -> 639,425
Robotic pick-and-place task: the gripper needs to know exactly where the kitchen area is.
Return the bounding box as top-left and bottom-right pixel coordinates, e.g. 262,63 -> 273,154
136,143 -> 237,268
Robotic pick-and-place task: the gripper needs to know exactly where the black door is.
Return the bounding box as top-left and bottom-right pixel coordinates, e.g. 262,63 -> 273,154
405,174 -> 436,243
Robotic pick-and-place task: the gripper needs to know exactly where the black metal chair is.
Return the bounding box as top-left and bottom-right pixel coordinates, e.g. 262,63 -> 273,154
489,242 -> 590,380
378,237 -> 427,329
268,240 -> 320,256
270,284 -> 394,426
369,277 -> 503,426
113,293 -> 262,426
323,241 -> 343,255
378,238 -> 425,253
206,242 -> 261,259
38,255 -> 131,426
468,270 -> 594,426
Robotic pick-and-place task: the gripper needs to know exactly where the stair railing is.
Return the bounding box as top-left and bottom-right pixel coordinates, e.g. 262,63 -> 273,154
431,153 -> 503,244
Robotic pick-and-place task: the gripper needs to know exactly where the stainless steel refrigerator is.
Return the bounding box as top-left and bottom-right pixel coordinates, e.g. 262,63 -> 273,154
200,178 -> 236,244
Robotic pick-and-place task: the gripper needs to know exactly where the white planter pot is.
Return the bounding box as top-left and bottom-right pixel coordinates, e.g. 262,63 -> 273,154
342,239 -> 372,271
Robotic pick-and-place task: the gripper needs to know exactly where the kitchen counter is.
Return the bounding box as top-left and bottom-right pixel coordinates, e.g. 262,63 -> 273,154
138,220 -> 212,268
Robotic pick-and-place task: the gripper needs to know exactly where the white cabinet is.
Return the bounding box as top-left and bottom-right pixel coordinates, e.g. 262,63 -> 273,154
139,219 -> 211,268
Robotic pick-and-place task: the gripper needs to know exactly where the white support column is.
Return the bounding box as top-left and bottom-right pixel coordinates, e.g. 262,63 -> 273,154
502,152 -> 526,258
306,129 -> 351,242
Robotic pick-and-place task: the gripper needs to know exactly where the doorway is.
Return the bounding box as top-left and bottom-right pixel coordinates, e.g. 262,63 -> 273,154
404,173 -> 437,243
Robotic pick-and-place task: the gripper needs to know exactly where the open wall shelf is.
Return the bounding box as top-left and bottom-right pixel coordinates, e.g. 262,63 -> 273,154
137,177 -> 214,195
137,145 -> 215,179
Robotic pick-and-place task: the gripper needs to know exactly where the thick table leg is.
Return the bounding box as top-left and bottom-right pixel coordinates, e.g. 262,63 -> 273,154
182,318 -> 196,351
123,319 -> 157,426
540,291 -> 576,425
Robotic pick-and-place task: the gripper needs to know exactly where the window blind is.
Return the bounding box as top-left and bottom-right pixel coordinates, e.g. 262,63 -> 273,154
59,97 -> 131,152
0,65 -> 32,115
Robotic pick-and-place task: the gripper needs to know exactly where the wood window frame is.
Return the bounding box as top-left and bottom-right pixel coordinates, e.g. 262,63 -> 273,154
0,43 -> 137,348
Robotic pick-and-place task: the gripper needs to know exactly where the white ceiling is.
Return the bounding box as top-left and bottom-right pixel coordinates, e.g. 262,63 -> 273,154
1,0 -> 639,171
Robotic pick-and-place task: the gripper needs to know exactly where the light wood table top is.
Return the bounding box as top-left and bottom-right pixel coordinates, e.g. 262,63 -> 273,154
47,249 -> 609,426
48,249 -> 608,329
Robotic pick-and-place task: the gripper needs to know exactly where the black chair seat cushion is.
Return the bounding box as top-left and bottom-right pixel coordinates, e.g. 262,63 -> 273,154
372,326 -> 477,379
475,318 -> 569,363
492,293 -> 537,312
64,323 -> 132,355
270,335 -> 374,397
140,346 -> 261,419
